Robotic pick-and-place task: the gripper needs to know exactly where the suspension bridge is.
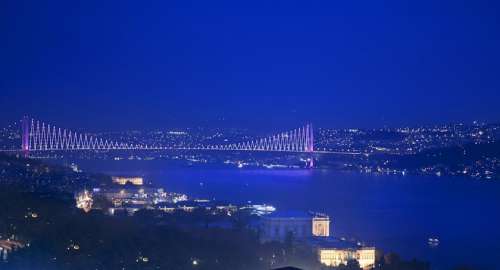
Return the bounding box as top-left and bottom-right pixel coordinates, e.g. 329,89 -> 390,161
0,117 -> 361,166
20,117 -> 320,155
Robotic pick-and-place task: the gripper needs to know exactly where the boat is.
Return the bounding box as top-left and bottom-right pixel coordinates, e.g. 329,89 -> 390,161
428,238 -> 440,247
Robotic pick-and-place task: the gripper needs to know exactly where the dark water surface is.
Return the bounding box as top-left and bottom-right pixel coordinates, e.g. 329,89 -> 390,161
77,160 -> 500,270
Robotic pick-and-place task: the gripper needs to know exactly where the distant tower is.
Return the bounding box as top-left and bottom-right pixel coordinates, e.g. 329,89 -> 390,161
21,116 -> 30,157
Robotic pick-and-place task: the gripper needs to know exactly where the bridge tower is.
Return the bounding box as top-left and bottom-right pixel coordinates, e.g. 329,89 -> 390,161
306,123 -> 314,168
21,116 -> 30,157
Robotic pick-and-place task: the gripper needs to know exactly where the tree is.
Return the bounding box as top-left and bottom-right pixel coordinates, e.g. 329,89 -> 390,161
333,259 -> 362,270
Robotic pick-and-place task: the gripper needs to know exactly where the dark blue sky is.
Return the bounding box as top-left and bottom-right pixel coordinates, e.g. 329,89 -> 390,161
1,0 -> 500,131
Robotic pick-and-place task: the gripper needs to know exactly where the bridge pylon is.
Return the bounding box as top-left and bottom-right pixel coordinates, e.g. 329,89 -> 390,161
21,116 -> 30,157
306,123 -> 314,168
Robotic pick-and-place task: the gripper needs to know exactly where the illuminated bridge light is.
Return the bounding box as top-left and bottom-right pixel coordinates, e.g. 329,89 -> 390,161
21,118 -> 316,154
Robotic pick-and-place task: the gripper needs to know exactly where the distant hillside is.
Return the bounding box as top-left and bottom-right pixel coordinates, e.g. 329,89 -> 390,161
396,142 -> 500,166
0,153 -> 112,193
390,142 -> 499,179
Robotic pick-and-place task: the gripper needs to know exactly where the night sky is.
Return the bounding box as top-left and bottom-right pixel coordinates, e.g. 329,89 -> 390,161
2,0 -> 500,131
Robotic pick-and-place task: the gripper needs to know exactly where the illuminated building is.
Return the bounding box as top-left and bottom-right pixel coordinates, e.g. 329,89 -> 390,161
240,204 -> 276,216
112,176 -> 144,186
261,211 -> 330,242
99,186 -> 191,216
312,216 -> 330,237
171,193 -> 188,203
70,163 -> 81,173
318,247 -> 379,270
75,190 -> 93,212
261,211 -> 377,269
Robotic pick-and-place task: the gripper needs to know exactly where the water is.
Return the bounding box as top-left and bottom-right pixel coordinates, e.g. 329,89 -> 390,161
77,160 -> 500,270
